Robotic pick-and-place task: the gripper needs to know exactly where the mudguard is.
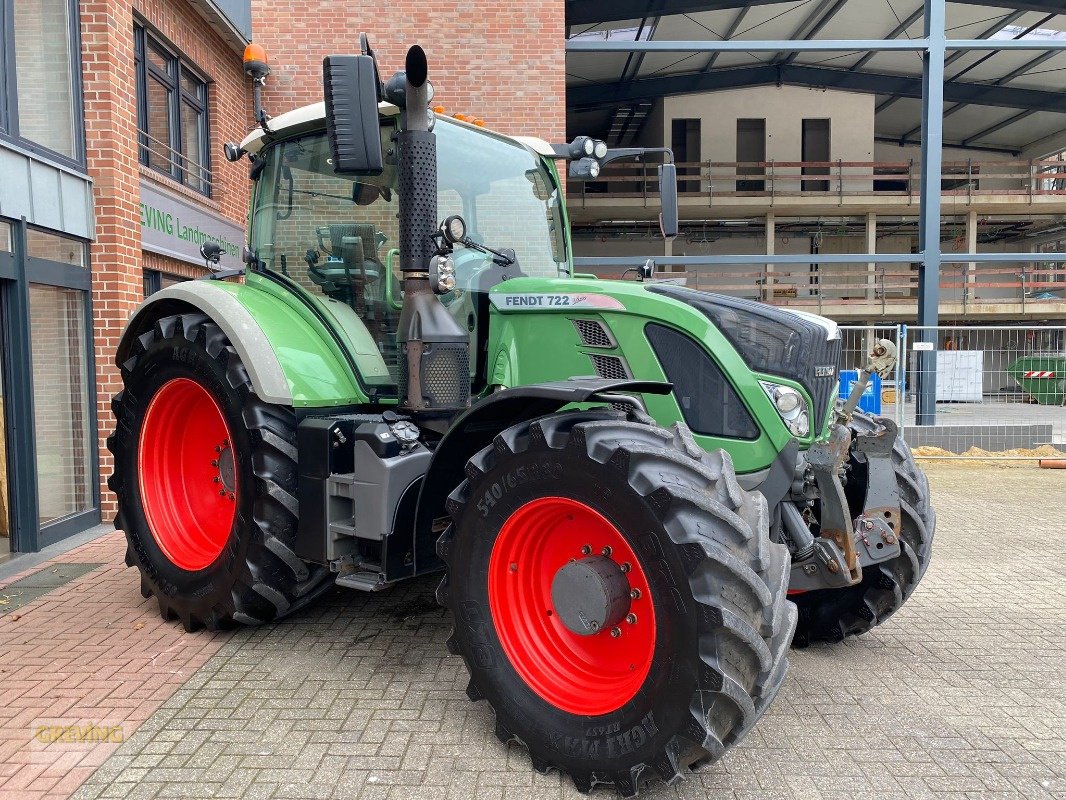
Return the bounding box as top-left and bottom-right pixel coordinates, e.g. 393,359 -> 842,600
116,279 -> 383,407
409,378 -> 672,577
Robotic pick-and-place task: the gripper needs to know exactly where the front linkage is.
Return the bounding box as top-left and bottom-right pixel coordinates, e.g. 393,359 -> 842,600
786,340 -> 903,593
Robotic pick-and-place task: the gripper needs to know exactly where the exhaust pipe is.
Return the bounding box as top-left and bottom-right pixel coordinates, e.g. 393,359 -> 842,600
393,46 -> 471,417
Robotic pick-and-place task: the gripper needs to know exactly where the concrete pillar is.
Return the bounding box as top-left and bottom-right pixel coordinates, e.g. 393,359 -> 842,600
865,212 -> 877,301
764,212 -> 775,301
966,210 -> 978,301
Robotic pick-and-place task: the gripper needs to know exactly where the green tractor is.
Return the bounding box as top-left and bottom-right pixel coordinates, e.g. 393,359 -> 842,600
109,41 -> 934,795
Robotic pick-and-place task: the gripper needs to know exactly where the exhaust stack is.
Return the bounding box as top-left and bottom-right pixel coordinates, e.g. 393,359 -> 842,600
394,47 -> 471,416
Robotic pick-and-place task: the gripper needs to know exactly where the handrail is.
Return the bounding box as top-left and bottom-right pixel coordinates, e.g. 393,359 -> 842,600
579,261 -> 1066,307
138,129 -> 213,190
567,158 -> 1066,203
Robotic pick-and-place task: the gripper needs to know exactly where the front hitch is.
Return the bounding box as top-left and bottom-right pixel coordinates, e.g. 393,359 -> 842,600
788,415 -> 902,593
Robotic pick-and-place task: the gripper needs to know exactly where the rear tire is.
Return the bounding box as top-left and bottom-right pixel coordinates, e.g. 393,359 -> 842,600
437,411 -> 795,796
791,411 -> 935,646
108,312 -> 331,631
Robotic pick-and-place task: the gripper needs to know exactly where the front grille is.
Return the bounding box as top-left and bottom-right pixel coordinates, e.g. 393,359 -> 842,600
589,353 -> 630,380
648,284 -> 842,433
573,318 -> 615,348
809,335 -> 842,426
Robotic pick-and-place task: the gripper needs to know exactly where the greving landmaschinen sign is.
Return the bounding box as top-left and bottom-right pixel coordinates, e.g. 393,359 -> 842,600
139,179 -> 246,268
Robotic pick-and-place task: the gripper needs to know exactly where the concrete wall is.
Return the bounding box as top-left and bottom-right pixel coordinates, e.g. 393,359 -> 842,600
642,85 -> 876,193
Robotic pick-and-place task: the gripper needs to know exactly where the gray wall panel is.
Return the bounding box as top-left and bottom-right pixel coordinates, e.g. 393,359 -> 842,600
0,148 -> 32,220
0,145 -> 93,239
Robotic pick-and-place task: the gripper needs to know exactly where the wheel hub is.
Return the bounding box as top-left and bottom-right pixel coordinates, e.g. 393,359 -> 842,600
214,441 -> 235,497
487,496 -> 656,715
550,556 -> 631,636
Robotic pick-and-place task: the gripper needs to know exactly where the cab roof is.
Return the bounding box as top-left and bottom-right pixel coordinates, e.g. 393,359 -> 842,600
239,101 -> 557,159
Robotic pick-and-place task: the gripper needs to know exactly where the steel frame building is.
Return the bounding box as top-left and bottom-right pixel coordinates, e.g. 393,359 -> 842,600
567,0 -> 1066,423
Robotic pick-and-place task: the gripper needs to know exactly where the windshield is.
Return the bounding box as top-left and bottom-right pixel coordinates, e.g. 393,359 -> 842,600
249,118 -> 567,279
248,117 -> 567,390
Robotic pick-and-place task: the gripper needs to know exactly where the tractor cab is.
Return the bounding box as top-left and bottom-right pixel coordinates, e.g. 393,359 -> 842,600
241,104 -> 569,395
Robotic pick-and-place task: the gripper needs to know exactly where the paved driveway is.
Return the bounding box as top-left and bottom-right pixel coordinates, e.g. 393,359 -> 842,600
1,464 -> 1062,800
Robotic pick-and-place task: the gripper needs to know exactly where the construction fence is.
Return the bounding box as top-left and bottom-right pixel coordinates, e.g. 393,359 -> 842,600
839,325 -> 1066,459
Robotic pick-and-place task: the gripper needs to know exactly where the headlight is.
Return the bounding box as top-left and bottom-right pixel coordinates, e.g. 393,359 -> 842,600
442,215 -> 466,244
760,381 -> 811,437
593,139 -> 608,159
772,386 -> 802,416
431,254 -> 456,294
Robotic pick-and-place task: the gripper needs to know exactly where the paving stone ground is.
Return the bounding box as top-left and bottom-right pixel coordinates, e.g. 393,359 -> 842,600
1,463 -> 1063,800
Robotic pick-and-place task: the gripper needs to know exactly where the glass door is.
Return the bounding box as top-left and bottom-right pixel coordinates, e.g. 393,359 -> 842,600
0,221 -> 13,561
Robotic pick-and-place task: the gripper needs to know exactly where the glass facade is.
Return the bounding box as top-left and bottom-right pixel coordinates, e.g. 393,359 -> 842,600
26,229 -> 87,268
11,0 -> 78,159
29,284 -> 93,526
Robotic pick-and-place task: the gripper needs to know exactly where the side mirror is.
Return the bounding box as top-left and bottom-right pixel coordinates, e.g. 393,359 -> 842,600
658,163 -> 679,240
641,259 -> 656,280
200,241 -> 223,266
322,54 -> 384,174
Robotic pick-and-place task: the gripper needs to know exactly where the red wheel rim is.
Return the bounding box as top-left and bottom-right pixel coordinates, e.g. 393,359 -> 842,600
138,378 -> 237,571
488,497 -> 656,715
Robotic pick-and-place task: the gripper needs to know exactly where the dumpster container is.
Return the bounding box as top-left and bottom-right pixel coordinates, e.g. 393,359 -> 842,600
1008,354 -> 1066,406
839,370 -> 882,414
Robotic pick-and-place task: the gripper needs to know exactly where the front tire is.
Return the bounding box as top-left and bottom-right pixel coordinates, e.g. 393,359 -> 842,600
108,312 -> 331,631
437,412 -> 795,795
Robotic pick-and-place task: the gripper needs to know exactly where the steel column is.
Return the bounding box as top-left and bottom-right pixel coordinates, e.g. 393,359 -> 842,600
916,0 -> 946,426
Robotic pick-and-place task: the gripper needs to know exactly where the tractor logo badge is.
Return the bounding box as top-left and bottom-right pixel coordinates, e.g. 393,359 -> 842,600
490,293 -> 626,311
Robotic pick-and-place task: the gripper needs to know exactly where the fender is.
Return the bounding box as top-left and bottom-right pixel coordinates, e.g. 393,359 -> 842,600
409,378 -> 672,577
117,280 -> 379,407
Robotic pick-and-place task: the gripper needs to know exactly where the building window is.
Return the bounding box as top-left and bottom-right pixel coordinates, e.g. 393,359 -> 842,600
1,0 -> 83,162
143,269 -> 188,296
134,24 -> 211,195
29,283 -> 94,526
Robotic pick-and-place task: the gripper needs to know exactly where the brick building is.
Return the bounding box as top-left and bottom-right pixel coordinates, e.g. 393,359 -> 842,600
249,0 -> 566,143
0,0 -> 567,557
0,0 -> 253,556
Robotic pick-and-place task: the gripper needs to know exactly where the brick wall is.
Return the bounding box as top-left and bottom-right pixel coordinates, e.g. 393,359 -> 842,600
82,0 -> 252,520
250,1 -> 566,144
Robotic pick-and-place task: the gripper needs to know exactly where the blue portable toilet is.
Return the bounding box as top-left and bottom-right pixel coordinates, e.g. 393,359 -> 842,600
838,370 -> 882,414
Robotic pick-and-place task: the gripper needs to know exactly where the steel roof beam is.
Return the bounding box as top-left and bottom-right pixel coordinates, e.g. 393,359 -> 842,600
567,0 -> 1066,27
897,44 -> 1060,142
566,0 -> 791,27
569,63 -> 1066,113
963,109 -> 1038,145
701,5 -> 750,72
852,5 -> 924,72
777,0 -> 850,66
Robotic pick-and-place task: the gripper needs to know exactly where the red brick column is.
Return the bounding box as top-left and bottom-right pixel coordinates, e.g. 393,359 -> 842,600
81,1 -> 252,522
80,0 -> 141,522
251,1 -> 566,143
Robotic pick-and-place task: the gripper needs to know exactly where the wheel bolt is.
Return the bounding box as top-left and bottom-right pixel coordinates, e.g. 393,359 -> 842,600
610,627 -> 621,638
213,476 -> 221,483
580,544 -> 592,556
626,613 -> 637,625
211,460 -> 219,468
630,588 -> 641,600
219,490 -> 226,496
620,562 -> 631,574
601,546 -> 612,557
214,445 -> 222,453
